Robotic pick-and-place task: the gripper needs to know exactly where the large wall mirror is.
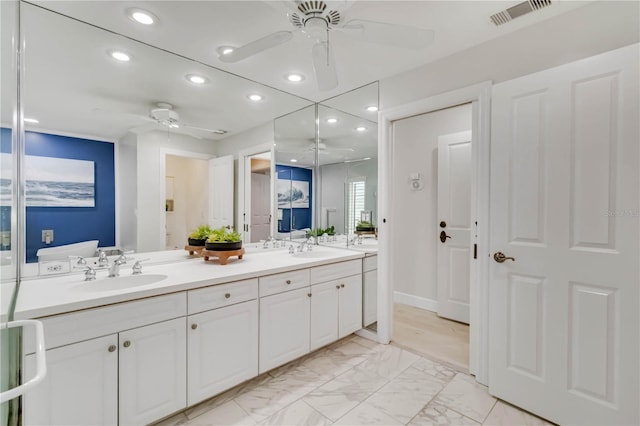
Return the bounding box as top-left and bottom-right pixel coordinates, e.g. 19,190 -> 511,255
11,2 -> 311,273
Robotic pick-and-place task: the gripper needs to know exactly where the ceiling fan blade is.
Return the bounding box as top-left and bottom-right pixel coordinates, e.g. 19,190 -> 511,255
173,127 -> 204,140
219,31 -> 293,63
342,19 -> 434,49
312,42 -> 338,92
129,122 -> 159,134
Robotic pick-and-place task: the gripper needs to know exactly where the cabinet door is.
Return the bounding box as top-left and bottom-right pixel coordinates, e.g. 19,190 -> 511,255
363,269 -> 378,327
23,335 -> 118,426
188,300 -> 258,406
310,280 -> 339,351
259,287 -> 310,373
119,317 -> 187,426
338,274 -> 363,338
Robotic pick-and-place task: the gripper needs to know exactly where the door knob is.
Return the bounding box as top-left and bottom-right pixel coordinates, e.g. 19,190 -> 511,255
440,221 -> 447,228
493,252 -> 515,263
439,231 -> 451,243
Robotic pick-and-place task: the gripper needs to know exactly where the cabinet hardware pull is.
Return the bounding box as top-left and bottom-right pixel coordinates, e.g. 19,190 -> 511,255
285,279 -> 291,284
123,340 -> 131,348
108,345 -> 116,352
225,293 -> 231,299
191,324 -> 198,330
340,284 -> 345,288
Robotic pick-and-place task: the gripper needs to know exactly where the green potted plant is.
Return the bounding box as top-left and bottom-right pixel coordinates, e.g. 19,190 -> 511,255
355,220 -> 375,232
205,227 -> 243,251
188,225 -> 213,246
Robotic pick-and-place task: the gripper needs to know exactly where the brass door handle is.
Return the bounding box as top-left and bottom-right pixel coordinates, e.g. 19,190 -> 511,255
439,231 -> 451,243
493,252 -> 515,263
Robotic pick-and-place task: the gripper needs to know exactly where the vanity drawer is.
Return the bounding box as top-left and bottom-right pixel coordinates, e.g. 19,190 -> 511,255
310,259 -> 362,285
24,292 -> 186,354
363,255 -> 378,272
188,278 -> 258,315
259,269 -> 310,297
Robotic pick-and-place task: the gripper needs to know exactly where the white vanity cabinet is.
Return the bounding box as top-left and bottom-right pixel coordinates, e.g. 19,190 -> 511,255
187,279 -> 259,406
24,334 -> 118,426
22,293 -> 187,426
309,259 -> 363,351
363,255 -> 378,327
258,269 -> 311,373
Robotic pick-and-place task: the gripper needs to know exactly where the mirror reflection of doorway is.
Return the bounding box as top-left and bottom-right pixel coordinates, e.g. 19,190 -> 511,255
165,154 -> 209,249
249,153 -> 271,243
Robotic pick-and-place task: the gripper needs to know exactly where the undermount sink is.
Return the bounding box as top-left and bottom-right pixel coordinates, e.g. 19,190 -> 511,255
292,250 -> 334,259
77,274 -> 168,292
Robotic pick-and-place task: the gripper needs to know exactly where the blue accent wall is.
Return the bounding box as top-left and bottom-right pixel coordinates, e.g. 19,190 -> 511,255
20,130 -> 115,262
276,165 -> 312,232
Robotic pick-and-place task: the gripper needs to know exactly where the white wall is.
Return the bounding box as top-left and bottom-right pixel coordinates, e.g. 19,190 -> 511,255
391,104 -> 471,301
165,155 -> 208,249
134,131 -> 217,253
117,132 -> 137,252
380,1 -> 639,109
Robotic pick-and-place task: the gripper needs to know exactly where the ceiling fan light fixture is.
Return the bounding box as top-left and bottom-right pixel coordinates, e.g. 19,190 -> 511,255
109,50 -> 131,62
248,94 -> 263,102
186,74 -> 208,84
285,73 -> 305,83
127,8 -> 156,25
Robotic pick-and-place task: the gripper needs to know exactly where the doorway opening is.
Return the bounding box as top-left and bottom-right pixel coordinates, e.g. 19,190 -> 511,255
389,103 -> 473,372
164,154 -> 210,250
247,152 -> 272,243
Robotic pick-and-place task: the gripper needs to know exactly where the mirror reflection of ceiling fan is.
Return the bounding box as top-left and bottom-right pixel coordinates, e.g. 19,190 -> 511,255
94,102 -> 226,140
219,0 -> 435,91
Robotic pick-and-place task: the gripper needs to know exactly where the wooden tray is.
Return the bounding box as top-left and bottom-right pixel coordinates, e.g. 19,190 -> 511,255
185,245 -> 205,256
201,248 -> 245,265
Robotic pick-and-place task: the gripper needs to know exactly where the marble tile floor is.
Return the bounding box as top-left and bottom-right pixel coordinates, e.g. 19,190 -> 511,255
153,335 -> 553,426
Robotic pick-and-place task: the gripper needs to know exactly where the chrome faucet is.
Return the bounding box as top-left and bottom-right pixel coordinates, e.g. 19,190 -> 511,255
296,240 -> 307,252
84,266 -> 96,281
97,249 -> 109,267
108,258 -> 124,277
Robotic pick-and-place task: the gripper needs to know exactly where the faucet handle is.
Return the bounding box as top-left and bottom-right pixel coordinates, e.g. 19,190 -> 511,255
132,258 -> 150,275
288,244 -> 294,254
83,266 -> 96,281
116,254 -> 129,264
97,249 -> 109,266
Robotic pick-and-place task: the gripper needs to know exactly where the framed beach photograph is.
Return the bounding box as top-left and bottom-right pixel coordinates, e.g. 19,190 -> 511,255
24,155 -> 95,207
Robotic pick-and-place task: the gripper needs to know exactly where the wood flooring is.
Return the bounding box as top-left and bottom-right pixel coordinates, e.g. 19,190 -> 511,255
392,303 -> 470,372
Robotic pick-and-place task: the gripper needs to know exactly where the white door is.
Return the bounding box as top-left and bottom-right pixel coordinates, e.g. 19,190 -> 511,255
489,45 -> 639,425
437,131 -> 472,324
251,172 -> 271,242
259,287 -> 310,373
119,317 -> 187,425
338,274 -> 363,338
23,335 -> 118,426
310,280 -> 339,351
187,300 -> 258,406
209,155 -> 234,229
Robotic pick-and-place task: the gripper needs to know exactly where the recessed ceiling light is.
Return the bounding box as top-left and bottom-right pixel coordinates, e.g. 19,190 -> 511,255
290,159 -> 298,163
366,106 -> 378,112
248,94 -> 263,102
326,118 -> 338,124
285,74 -> 305,83
356,126 -> 367,132
186,74 -> 208,84
24,117 -> 39,124
127,8 -> 157,25
217,46 -> 235,56
110,50 -> 131,62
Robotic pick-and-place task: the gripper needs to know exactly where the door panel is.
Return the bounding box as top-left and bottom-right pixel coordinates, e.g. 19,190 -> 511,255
251,172 -> 271,242
209,155 -> 234,229
437,131 -> 472,323
489,45 -> 638,425
310,280 -> 339,351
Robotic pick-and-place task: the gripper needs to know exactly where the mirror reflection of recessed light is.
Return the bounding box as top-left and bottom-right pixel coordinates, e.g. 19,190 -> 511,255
169,123 -> 179,128
366,106 -> 378,112
127,8 -> 156,25
326,118 -> 338,124
356,126 -> 367,132
110,50 -> 131,62
212,129 -> 227,135
285,73 -> 305,83
217,46 -> 235,56
186,74 -> 208,84
248,94 -> 263,102
24,117 -> 39,124
290,159 -> 298,163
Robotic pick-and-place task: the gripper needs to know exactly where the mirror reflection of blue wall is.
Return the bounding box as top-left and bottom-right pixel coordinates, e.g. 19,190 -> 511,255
0,128 -> 116,262
276,165 -> 312,232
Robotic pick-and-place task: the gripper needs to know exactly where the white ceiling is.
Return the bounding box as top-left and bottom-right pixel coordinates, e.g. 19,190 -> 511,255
2,0 -> 595,144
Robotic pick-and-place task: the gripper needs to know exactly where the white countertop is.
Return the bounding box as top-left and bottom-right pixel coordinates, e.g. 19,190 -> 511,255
14,245 -> 364,320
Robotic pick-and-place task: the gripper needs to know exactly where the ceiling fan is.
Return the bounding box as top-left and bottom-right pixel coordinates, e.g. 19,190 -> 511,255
218,0 -> 435,91
125,102 -> 227,139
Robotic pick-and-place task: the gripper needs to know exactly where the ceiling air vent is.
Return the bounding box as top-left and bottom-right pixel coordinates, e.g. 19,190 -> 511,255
490,0 -> 552,26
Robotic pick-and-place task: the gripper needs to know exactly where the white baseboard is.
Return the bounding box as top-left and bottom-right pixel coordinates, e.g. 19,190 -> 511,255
394,291 -> 438,313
